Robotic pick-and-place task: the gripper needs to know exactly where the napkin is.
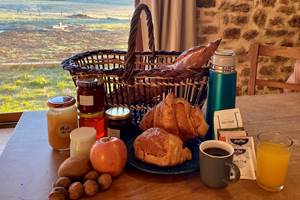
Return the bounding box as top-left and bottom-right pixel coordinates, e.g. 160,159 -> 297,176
226,136 -> 256,180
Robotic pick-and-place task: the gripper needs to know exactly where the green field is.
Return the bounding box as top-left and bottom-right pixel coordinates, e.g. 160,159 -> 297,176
0,66 -> 76,112
0,27 -> 129,63
0,0 -> 132,113
0,26 -> 129,113
0,17 -> 129,113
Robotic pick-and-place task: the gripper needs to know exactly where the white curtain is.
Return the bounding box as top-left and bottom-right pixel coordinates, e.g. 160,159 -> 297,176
138,0 -> 196,51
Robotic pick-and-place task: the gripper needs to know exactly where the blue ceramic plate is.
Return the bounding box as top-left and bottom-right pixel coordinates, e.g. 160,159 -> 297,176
127,137 -> 201,175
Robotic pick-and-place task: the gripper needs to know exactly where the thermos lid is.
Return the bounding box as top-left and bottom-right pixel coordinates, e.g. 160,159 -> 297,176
212,49 -> 236,67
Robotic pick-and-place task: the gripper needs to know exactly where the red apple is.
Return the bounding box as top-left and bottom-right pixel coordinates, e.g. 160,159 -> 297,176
90,137 -> 127,177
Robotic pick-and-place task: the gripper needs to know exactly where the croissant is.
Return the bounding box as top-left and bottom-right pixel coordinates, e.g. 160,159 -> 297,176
139,93 -> 209,141
153,93 -> 179,135
134,128 -> 192,167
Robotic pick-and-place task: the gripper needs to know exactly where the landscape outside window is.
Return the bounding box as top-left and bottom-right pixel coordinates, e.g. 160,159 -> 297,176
0,0 -> 132,113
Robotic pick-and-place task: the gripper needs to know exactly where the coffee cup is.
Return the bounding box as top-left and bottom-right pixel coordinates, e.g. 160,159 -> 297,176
199,140 -> 240,188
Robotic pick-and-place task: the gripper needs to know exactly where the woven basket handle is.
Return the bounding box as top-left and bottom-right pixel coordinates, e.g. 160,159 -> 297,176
122,3 -> 155,80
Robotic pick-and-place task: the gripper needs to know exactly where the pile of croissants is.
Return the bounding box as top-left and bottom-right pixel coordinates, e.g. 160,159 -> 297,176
134,93 -> 209,167
139,93 -> 209,141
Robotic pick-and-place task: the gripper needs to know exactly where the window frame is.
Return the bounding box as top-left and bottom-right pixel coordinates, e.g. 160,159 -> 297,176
0,112 -> 22,128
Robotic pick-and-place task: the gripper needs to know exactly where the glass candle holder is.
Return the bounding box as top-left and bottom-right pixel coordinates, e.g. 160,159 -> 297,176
256,132 -> 293,192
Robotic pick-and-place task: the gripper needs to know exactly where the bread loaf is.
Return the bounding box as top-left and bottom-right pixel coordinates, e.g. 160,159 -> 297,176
167,39 -> 221,71
123,39 -> 221,79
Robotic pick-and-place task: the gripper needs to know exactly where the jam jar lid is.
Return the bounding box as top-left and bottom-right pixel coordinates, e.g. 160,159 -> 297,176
76,78 -> 103,88
79,111 -> 104,118
47,96 -> 76,108
105,107 -> 131,120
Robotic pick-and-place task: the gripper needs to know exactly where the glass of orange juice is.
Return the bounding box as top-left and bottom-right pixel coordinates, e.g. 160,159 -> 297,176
256,132 -> 293,192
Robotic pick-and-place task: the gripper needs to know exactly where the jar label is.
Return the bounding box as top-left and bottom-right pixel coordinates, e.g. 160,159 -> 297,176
56,123 -> 72,138
107,128 -> 120,138
79,95 -> 94,106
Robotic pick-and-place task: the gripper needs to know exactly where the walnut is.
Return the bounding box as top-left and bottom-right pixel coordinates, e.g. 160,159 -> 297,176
53,177 -> 71,188
84,170 -> 100,181
97,174 -> 112,190
49,187 -> 67,200
68,182 -> 83,200
83,180 -> 99,196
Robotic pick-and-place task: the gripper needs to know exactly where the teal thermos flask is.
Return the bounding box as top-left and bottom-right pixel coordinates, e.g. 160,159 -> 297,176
205,49 -> 237,140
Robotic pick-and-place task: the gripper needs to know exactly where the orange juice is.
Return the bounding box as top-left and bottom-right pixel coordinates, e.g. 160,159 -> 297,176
256,141 -> 291,191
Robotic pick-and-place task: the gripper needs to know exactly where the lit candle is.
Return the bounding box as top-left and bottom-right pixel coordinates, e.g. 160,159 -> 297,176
70,127 -> 96,157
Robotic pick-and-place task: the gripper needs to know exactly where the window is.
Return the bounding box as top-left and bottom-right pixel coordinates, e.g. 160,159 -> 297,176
0,0 -> 133,115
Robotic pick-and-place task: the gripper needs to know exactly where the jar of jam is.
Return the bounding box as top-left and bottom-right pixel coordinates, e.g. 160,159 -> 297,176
105,107 -> 132,142
79,111 -> 106,140
76,78 -> 105,113
47,96 -> 78,150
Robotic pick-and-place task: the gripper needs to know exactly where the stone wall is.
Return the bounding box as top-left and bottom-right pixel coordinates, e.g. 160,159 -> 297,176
197,0 -> 300,95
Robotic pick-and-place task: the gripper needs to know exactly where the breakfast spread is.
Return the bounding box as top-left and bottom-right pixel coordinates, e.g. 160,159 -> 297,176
44,33 -> 285,198
47,39 -> 216,197
47,88 -> 211,197
0,0 -> 293,196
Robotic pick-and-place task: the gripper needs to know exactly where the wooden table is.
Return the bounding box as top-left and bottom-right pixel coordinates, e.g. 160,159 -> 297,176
0,93 -> 300,200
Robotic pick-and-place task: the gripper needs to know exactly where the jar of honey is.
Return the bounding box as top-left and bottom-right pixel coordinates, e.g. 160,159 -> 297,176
79,111 -> 106,140
76,78 -> 105,113
47,96 -> 78,150
105,107 -> 132,142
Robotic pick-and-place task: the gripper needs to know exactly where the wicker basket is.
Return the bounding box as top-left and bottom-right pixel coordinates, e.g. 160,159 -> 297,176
61,4 -> 209,122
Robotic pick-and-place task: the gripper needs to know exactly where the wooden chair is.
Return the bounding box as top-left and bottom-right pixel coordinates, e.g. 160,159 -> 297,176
248,43 -> 300,95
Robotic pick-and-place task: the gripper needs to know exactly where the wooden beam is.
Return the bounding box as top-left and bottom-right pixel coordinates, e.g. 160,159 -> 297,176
256,80 -> 300,91
259,45 -> 300,60
248,43 -> 260,95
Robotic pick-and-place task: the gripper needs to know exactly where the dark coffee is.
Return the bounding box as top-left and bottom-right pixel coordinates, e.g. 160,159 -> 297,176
204,147 -> 230,157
